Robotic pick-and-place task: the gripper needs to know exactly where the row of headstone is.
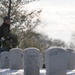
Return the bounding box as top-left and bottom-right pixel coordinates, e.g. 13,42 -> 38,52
0,48 -> 24,69
45,47 -> 75,75
0,47 -> 75,75
45,47 -> 67,75
0,47 -> 43,74
0,51 -> 9,68
66,49 -> 75,70
24,48 -> 41,75
9,48 -> 24,70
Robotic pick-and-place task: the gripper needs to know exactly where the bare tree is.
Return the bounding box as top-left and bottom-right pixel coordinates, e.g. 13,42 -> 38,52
8,0 -> 11,17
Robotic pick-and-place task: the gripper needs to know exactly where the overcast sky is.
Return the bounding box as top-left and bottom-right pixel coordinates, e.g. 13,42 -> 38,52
23,0 -> 75,43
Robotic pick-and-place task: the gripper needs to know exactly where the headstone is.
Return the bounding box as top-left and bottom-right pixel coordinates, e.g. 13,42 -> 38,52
66,48 -> 75,70
24,48 -> 40,75
45,47 -> 67,75
39,53 -> 43,69
0,54 -> 1,68
9,48 -> 24,70
1,51 -> 9,68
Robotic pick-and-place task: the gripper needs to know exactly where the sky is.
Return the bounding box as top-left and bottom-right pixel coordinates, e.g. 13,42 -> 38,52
22,0 -> 75,43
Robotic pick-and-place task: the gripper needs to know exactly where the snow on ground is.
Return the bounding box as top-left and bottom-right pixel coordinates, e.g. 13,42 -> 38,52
67,70 -> 75,75
0,69 -> 75,75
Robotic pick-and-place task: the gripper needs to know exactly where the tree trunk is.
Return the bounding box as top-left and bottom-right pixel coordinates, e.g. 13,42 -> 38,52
8,0 -> 11,18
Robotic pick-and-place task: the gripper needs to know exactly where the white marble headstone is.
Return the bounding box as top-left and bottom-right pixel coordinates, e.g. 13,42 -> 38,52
39,53 -> 43,69
66,49 -> 75,70
24,48 -> 40,75
45,47 -> 67,75
1,51 -> 9,68
9,48 -> 24,70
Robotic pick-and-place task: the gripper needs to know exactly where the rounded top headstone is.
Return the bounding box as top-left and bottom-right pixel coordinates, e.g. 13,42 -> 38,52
66,48 -> 74,53
24,47 -> 40,52
10,48 -> 23,51
1,51 -> 9,53
1,51 -> 9,58
46,47 -> 66,55
24,47 -> 40,51
24,47 -> 40,56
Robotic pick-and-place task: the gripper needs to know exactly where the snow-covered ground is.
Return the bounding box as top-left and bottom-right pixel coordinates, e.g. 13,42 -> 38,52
0,69 -> 75,75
